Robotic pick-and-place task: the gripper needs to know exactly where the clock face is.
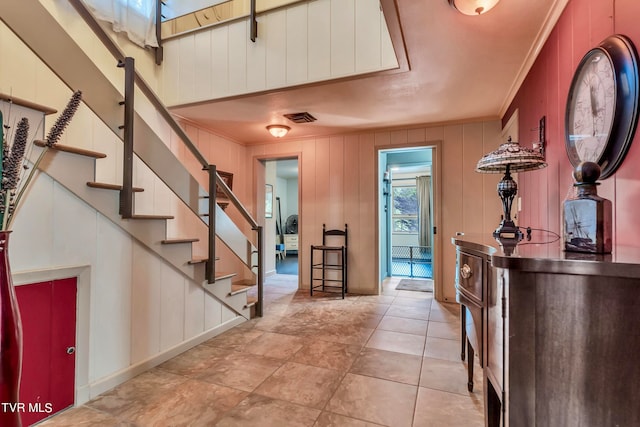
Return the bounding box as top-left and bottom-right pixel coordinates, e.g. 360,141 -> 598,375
566,50 -> 616,163
565,35 -> 640,179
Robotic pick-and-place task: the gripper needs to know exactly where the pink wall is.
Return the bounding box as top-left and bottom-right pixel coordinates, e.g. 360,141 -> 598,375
504,0 -> 640,249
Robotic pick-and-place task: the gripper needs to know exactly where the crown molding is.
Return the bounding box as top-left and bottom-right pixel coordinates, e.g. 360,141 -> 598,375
499,0 -> 571,118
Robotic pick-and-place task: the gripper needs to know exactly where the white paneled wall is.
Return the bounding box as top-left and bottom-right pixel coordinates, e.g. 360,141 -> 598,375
331,0 -> 356,76
1,12 -> 238,403
160,263 -> 188,350
93,217 -> 133,381
131,243 -> 162,364
162,0 -> 399,105
308,0 -> 331,80
265,161 -> 277,275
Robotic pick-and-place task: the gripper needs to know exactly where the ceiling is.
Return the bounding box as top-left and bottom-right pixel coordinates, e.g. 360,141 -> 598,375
170,0 -> 567,145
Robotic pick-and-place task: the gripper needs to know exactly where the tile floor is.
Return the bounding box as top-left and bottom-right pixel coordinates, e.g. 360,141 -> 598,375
39,275 -> 484,427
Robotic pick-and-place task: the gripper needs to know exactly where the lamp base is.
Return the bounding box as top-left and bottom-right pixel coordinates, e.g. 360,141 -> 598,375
493,219 -> 523,240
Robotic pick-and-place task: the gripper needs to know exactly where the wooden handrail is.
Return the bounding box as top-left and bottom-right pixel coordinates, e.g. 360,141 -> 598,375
68,0 -> 263,314
68,0 -> 208,168
215,174 -> 259,229
68,0 -> 259,225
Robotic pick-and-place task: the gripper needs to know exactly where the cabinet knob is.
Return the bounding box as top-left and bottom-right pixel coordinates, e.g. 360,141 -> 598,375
460,264 -> 472,279
66,346 -> 76,355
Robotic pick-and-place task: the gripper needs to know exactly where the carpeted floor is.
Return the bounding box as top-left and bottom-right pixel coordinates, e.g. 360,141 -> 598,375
395,278 -> 433,292
276,254 -> 298,275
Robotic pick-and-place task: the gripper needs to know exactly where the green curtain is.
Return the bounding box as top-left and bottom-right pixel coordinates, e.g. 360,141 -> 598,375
416,175 -> 432,248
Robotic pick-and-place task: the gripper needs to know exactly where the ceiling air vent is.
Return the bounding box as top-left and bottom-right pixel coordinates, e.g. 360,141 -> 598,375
284,112 -> 317,123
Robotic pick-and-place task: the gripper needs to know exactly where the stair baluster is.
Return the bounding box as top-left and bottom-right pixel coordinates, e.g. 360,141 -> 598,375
206,164 -> 217,284
118,57 -> 135,218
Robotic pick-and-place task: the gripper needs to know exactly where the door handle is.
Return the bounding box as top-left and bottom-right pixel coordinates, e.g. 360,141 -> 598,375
66,346 -> 76,355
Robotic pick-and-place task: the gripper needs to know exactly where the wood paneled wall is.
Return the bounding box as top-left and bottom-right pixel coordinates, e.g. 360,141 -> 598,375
236,121 -> 503,301
504,0 -> 640,250
162,0 -> 398,106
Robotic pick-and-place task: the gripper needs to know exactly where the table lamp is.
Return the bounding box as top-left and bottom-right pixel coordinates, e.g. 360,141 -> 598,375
476,137 -> 547,239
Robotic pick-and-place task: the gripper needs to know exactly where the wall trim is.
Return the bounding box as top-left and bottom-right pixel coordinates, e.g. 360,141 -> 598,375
253,152 -> 303,290
499,0 -> 570,117
375,140 -> 443,300
84,316 -> 244,403
13,265 -> 244,406
14,265 -> 92,409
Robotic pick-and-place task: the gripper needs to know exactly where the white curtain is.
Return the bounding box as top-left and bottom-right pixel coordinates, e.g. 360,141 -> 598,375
416,175 -> 432,248
84,0 -> 159,48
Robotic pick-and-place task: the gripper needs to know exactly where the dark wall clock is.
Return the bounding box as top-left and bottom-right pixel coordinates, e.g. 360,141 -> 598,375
565,34 -> 640,179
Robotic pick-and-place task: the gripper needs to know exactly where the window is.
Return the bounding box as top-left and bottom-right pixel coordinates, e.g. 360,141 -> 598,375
392,184 -> 418,233
119,0 -> 153,15
85,0 -> 158,48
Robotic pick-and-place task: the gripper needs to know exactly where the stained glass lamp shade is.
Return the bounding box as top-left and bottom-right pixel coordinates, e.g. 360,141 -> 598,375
476,137 -> 547,238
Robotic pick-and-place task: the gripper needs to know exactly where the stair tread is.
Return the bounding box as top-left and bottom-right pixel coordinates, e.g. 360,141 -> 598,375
35,140 -> 107,158
229,283 -> 255,295
215,271 -> 237,281
129,214 -> 174,220
161,238 -> 199,244
245,296 -> 258,307
0,93 -> 57,115
87,182 -> 144,192
188,256 -> 220,264
234,279 -> 256,287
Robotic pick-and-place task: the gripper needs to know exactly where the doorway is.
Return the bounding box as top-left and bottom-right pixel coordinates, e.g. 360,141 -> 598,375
16,277 -> 77,426
379,147 -> 436,290
263,158 -> 299,277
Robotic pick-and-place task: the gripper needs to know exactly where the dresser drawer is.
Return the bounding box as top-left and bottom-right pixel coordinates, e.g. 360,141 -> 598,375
284,234 -> 298,251
456,251 -> 483,304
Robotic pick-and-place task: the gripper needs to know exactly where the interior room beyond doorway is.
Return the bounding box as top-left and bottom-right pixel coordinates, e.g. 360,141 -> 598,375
379,147 -> 434,285
271,159 -> 299,276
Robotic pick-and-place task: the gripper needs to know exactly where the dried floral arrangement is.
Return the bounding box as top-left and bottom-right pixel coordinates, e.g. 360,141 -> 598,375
0,90 -> 82,230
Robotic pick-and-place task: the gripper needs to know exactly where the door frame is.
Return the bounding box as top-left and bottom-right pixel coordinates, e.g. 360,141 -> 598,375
14,265 -> 91,405
376,141 -> 443,300
253,152 -> 302,288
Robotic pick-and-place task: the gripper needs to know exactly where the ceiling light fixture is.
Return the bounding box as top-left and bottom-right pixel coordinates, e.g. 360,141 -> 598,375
448,0 -> 500,15
266,125 -> 290,138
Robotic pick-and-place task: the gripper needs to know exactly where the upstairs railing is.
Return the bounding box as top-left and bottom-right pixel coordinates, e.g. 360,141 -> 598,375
158,0 -> 310,40
155,0 -> 257,59
69,0 -> 263,317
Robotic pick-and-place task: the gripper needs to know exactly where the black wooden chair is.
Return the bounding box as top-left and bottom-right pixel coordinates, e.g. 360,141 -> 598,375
310,224 -> 348,298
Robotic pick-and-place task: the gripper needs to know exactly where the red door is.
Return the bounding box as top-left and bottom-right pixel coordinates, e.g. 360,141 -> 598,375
15,278 -> 77,426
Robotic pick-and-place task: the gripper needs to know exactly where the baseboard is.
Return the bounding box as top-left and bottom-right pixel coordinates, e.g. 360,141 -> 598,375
80,315 -> 245,404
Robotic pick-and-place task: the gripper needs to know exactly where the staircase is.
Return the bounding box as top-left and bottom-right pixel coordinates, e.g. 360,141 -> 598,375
0,0 -> 263,320
36,133 -> 258,319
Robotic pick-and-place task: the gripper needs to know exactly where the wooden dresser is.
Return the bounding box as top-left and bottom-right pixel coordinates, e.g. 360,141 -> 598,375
284,234 -> 298,254
454,236 -> 494,393
452,233 -> 640,427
